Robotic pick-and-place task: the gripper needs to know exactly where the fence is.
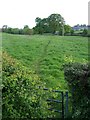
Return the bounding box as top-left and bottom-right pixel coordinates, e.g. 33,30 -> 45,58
43,88 -> 69,119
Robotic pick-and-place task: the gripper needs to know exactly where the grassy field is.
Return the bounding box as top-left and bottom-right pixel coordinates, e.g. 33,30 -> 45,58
2,33 -> 88,90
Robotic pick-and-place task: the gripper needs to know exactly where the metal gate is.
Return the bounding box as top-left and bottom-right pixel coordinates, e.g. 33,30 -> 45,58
43,88 -> 69,119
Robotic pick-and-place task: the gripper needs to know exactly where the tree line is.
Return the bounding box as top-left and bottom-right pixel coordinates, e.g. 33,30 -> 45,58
2,25 -> 33,35
2,13 -> 88,36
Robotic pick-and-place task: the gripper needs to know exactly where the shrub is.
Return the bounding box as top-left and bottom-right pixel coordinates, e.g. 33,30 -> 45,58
2,51 -> 51,119
82,29 -> 88,37
64,63 -> 90,119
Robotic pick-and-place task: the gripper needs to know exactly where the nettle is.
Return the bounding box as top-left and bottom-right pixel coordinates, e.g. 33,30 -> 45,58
2,51 -> 52,119
64,63 -> 90,119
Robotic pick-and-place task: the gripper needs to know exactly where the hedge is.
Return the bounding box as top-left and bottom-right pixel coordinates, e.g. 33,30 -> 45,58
64,63 -> 90,119
2,51 -> 52,119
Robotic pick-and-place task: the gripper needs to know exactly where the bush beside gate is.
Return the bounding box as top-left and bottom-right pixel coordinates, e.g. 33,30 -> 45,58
64,63 -> 90,119
2,51 -> 53,119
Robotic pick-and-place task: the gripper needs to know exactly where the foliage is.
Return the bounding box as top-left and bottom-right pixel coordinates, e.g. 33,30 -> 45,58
70,29 -> 74,36
2,51 -> 53,119
23,25 -> 33,35
82,29 -> 88,37
2,25 -> 33,35
71,30 -> 83,36
35,17 -> 42,25
64,63 -> 90,119
64,25 -> 72,35
34,13 -> 65,35
2,25 -> 8,32
34,18 -> 50,34
48,14 -> 64,34
71,29 -> 89,37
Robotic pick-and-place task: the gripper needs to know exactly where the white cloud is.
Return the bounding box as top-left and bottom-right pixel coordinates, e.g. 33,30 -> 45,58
0,0 -> 89,28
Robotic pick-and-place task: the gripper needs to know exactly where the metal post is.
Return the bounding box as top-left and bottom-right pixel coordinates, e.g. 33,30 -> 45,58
65,91 -> 68,118
61,92 -> 64,119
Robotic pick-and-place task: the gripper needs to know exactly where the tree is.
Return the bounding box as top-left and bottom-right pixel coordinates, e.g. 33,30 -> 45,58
48,13 -> 64,34
70,29 -> 74,36
6,27 -> 12,33
35,17 -> 42,25
34,14 -> 65,35
82,29 -> 88,37
35,17 -> 46,34
2,25 -> 8,32
40,18 -> 50,33
23,25 -> 30,35
19,29 -> 23,34
23,25 -> 29,29
12,28 -> 19,34
64,25 -> 72,35
34,17 -> 47,34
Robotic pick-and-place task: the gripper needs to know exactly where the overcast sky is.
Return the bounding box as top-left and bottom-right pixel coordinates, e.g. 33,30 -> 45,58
0,0 -> 89,28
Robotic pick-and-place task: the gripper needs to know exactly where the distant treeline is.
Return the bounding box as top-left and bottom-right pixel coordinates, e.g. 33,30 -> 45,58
2,25 -> 33,35
2,13 -> 89,37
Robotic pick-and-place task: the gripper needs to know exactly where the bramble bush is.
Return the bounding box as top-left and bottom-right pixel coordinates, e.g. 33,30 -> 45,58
64,63 -> 90,119
2,51 -> 53,119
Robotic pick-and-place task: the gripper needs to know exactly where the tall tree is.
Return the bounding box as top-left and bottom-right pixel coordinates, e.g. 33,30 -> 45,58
34,13 -> 65,35
48,13 -> 64,34
35,17 -> 42,25
34,17 -> 49,34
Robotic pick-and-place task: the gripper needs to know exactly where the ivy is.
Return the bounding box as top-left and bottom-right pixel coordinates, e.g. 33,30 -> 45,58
2,51 -> 53,119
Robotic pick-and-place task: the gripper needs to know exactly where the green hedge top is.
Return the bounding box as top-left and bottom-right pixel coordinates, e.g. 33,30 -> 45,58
64,63 -> 90,83
64,63 -> 90,96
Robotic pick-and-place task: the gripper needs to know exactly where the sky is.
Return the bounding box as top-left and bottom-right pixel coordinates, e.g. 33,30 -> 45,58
0,0 -> 89,28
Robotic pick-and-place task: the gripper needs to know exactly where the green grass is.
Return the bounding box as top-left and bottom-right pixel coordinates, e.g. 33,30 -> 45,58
2,33 -> 88,90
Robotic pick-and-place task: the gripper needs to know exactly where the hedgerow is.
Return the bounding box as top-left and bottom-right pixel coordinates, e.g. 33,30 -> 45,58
64,63 -> 90,119
2,51 -> 52,119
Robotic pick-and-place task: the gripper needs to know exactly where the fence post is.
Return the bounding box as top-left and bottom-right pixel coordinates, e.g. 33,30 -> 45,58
65,91 -> 68,118
61,91 -> 64,119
